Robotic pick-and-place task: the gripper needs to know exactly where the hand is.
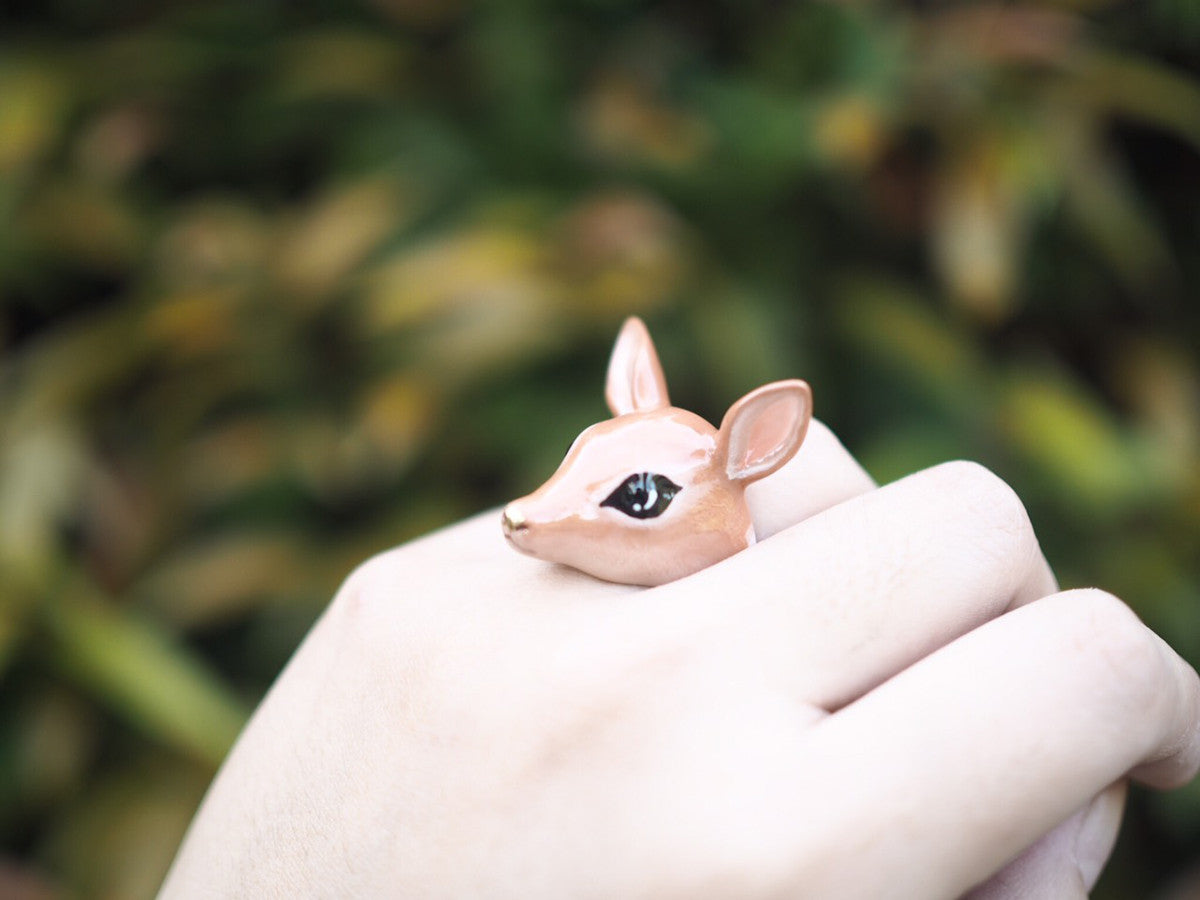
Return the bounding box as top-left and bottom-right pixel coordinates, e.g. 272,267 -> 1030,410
160,422 -> 1200,899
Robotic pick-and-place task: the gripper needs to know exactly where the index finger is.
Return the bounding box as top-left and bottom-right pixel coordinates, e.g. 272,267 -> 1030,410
747,419 -> 876,538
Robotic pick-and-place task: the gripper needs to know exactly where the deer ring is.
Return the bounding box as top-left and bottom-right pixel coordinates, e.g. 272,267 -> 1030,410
501,317 -> 813,587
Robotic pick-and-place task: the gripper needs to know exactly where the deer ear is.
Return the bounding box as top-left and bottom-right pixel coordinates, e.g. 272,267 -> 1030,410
717,380 -> 812,483
605,317 -> 670,416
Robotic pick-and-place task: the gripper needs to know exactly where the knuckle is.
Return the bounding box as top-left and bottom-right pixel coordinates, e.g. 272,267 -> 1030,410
1050,588 -> 1165,715
934,460 -> 1028,530
329,551 -> 386,618
930,460 -> 1037,563
327,549 -> 430,650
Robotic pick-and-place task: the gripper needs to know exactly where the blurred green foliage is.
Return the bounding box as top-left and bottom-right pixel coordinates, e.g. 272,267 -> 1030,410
1,0 -> 1198,897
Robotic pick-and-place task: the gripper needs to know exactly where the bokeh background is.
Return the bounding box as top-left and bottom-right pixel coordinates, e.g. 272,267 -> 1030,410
1,0 -> 1198,897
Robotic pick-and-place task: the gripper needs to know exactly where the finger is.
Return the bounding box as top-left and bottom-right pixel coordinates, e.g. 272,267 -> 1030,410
746,419 -> 876,538
964,782 -> 1126,899
778,589 -> 1200,900
670,461 -> 1058,709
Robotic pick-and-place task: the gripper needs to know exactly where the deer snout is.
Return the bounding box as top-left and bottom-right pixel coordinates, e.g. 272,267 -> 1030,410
501,502 -> 529,543
499,504 -> 542,561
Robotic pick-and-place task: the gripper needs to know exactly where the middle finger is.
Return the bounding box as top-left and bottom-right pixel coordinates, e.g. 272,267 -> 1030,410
662,460 -> 1058,710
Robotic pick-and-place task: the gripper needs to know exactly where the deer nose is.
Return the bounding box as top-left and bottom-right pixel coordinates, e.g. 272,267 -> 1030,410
501,503 -> 528,537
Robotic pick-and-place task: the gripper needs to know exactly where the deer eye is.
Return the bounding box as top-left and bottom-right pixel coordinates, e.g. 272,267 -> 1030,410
601,473 -> 681,519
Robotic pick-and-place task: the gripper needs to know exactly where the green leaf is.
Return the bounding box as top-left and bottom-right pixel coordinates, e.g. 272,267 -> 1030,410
998,369 -> 1153,514
835,276 -> 987,411
45,589 -> 247,769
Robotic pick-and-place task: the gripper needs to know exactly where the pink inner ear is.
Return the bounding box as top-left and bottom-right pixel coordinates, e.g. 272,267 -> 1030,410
735,397 -> 793,464
606,317 -> 670,415
630,352 -> 666,410
720,381 -> 811,483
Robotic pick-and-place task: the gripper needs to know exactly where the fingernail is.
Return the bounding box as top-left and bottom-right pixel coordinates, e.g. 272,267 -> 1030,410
1074,781 -> 1127,890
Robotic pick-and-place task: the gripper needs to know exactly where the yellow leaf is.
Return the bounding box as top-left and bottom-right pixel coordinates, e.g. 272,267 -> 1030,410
357,373 -> 438,469
0,61 -> 69,174
20,180 -> 144,271
142,287 -> 243,358
179,417 -> 281,505
274,177 -> 413,304
931,145 -> 1025,323
578,71 -> 712,170
552,191 -> 687,318
364,226 -> 552,330
137,533 -> 312,629
154,200 -> 269,288
999,371 -> 1148,511
0,420 -> 88,582
837,277 -> 985,404
813,94 -> 887,171
273,30 -> 410,101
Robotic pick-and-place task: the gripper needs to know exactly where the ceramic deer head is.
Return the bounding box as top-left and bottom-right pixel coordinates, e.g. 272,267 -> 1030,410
501,318 -> 812,586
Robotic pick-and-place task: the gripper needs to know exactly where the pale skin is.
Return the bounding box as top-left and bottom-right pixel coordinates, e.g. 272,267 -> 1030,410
160,421 -> 1200,899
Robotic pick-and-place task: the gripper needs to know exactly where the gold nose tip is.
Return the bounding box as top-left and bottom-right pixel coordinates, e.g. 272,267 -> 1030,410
502,504 -> 528,536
